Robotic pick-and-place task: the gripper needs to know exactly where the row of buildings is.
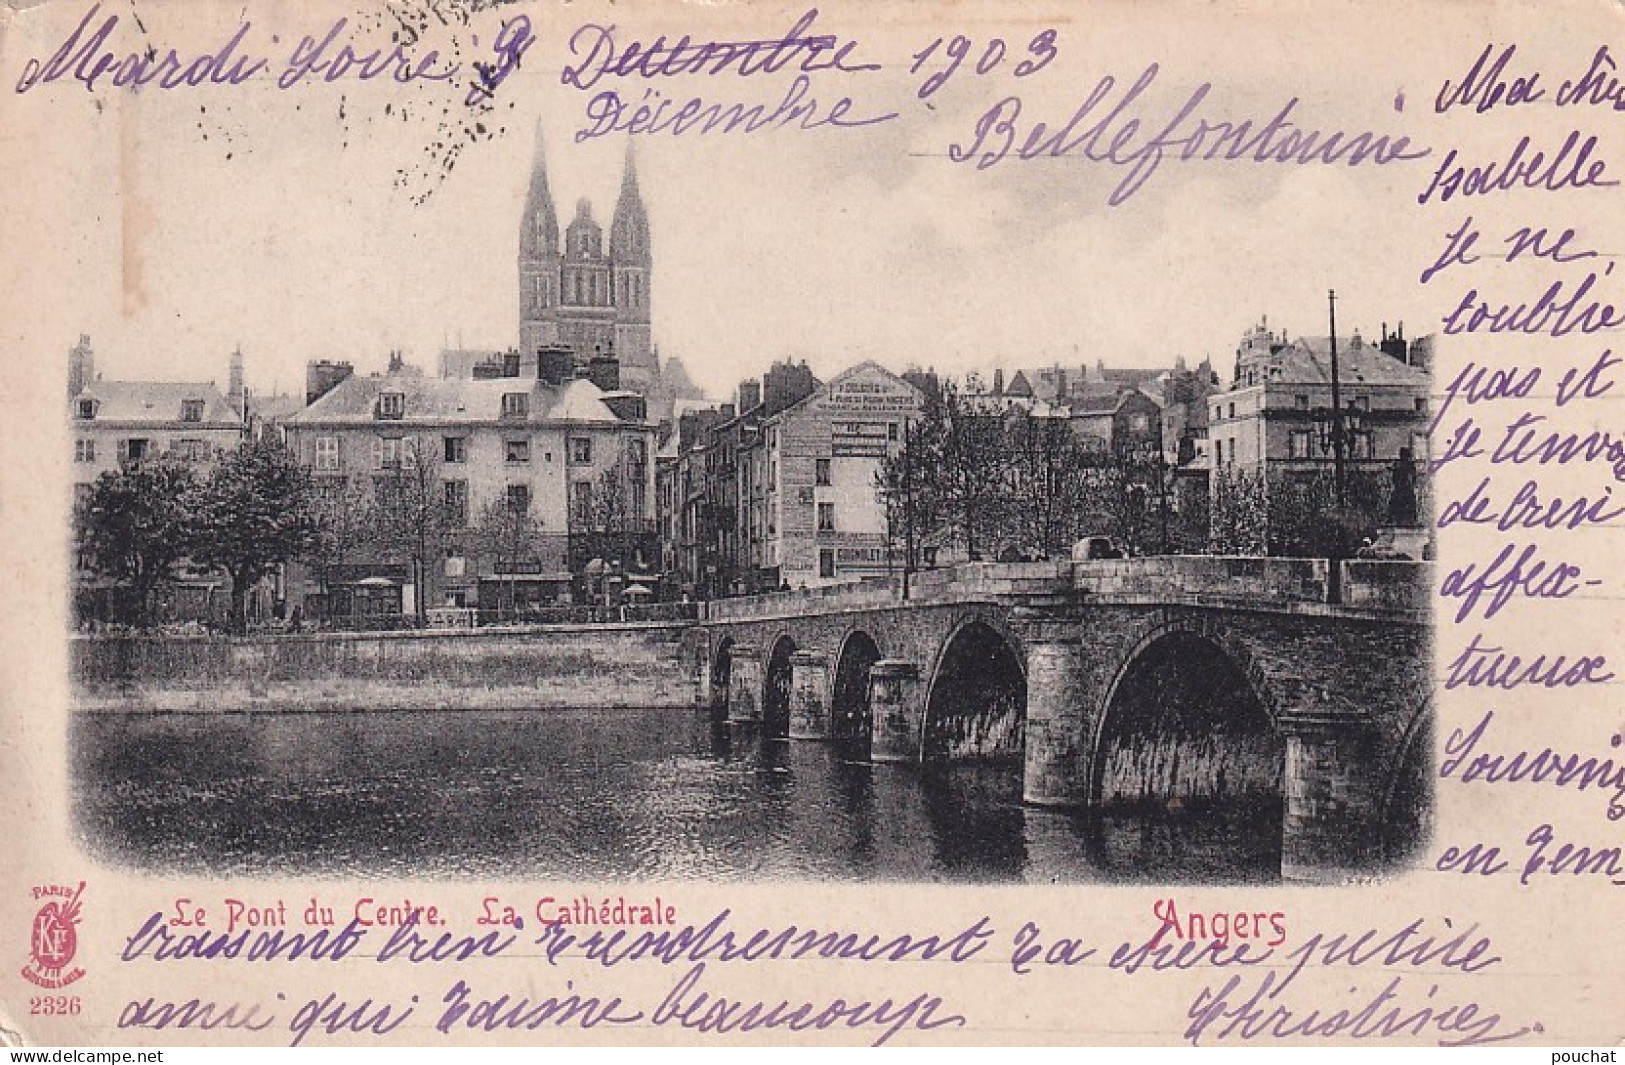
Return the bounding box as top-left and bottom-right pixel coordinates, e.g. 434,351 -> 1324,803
66,123 -> 1437,625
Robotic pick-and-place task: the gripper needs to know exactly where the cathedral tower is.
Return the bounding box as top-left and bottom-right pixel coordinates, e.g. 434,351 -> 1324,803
609,143 -> 654,393
518,123 -> 561,359
517,127 -> 658,395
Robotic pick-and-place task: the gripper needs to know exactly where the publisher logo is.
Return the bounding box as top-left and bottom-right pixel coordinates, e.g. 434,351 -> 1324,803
23,881 -> 86,989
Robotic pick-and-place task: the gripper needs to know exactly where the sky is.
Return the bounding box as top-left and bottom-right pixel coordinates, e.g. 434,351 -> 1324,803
1,0 -> 1577,402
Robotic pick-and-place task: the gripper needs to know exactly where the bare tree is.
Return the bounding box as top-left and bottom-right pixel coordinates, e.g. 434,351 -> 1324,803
369,437 -> 445,623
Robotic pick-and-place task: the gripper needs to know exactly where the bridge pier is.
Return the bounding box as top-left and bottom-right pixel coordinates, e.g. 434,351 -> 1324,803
1022,632 -> 1088,807
788,651 -> 831,740
1279,708 -> 1382,882
868,660 -> 923,763
727,644 -> 763,724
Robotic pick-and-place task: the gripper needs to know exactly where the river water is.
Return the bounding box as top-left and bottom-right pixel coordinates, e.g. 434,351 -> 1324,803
72,707 -> 1282,883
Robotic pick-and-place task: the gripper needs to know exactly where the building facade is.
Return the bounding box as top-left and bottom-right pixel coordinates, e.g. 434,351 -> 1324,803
283,360 -> 657,618
760,362 -> 922,589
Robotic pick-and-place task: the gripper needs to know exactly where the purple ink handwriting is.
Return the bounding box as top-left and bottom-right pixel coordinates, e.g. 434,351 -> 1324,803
12,2 -> 488,97
1441,710 -> 1625,819
946,64 -> 1429,206
1436,41 -> 1625,115
1430,412 -> 1625,482
1438,541 -> 1592,624
561,10 -> 880,93
1417,132 -> 1616,205
1420,217 -> 1598,286
572,76 -> 898,142
1443,633 -> 1613,690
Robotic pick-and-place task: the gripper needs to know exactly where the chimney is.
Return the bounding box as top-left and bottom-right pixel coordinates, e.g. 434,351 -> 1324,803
228,346 -> 245,405
1056,368 -> 1069,399
537,344 -> 574,387
992,368 -> 1005,396
587,353 -> 621,392
68,334 -> 94,398
502,351 -> 521,378
738,379 -> 762,411
305,360 -> 354,406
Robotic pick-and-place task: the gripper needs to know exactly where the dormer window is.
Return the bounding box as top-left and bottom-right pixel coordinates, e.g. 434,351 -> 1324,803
181,399 -> 204,423
377,392 -> 405,420
76,398 -> 96,420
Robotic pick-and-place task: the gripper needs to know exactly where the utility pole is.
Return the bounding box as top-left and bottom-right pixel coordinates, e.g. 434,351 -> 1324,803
1329,289 -> 1346,510
1328,288 -> 1346,605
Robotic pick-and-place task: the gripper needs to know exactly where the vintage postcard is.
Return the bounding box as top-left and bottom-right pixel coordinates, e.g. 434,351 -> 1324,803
2,0 -> 1623,1048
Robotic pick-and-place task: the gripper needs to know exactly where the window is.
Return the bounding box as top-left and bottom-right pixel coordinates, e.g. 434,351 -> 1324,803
506,483 -> 531,513
123,438 -> 148,463
819,549 -> 836,578
501,392 -> 529,419
377,392 -> 405,420
503,439 -> 530,464
1288,430 -> 1312,459
887,422 -> 899,441
76,398 -> 96,420
74,439 -> 95,463
1214,439 -> 1224,466
1415,397 -> 1428,413
1228,402 -> 1235,419
315,436 -> 340,472
1295,394 -> 1310,409
1351,431 -> 1376,460
174,439 -> 206,461
373,436 -> 415,469
570,481 -> 593,526
627,439 -> 647,467
442,480 -> 468,527
569,437 -> 593,465
815,458 -> 831,486
1353,395 -> 1370,411
442,436 -> 467,464
817,502 -> 835,532
181,399 -> 204,423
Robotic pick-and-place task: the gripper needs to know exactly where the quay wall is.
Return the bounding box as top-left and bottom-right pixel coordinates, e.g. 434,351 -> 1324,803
71,624 -> 704,712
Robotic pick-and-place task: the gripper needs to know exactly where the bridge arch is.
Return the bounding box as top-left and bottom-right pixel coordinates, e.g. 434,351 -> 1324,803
1089,620 -> 1284,876
831,628 -> 883,753
710,636 -> 735,721
1378,698 -> 1434,866
763,634 -> 798,738
921,613 -> 1027,762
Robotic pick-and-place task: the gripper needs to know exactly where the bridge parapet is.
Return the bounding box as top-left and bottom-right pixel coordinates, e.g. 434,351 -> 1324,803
1074,555 -> 1430,620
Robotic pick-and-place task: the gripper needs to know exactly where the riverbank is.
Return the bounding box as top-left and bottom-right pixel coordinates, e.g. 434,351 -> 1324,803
71,623 -> 703,712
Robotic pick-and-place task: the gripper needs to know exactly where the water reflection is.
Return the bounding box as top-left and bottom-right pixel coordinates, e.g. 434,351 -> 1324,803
72,708 -> 1281,882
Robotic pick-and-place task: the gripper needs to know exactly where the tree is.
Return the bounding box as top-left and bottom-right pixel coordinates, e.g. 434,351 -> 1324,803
1209,467 -> 1269,556
471,495 -> 545,618
939,385 -> 1009,560
877,386 -> 950,573
303,474 -> 377,614
75,459 -> 202,625
191,437 -> 322,634
368,437 -> 445,625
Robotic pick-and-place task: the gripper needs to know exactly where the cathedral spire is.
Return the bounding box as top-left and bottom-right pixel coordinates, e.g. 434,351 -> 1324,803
610,140 -> 650,265
520,121 -> 559,263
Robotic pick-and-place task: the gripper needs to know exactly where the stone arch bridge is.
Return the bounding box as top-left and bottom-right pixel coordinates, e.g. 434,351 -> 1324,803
690,558 -> 1432,881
